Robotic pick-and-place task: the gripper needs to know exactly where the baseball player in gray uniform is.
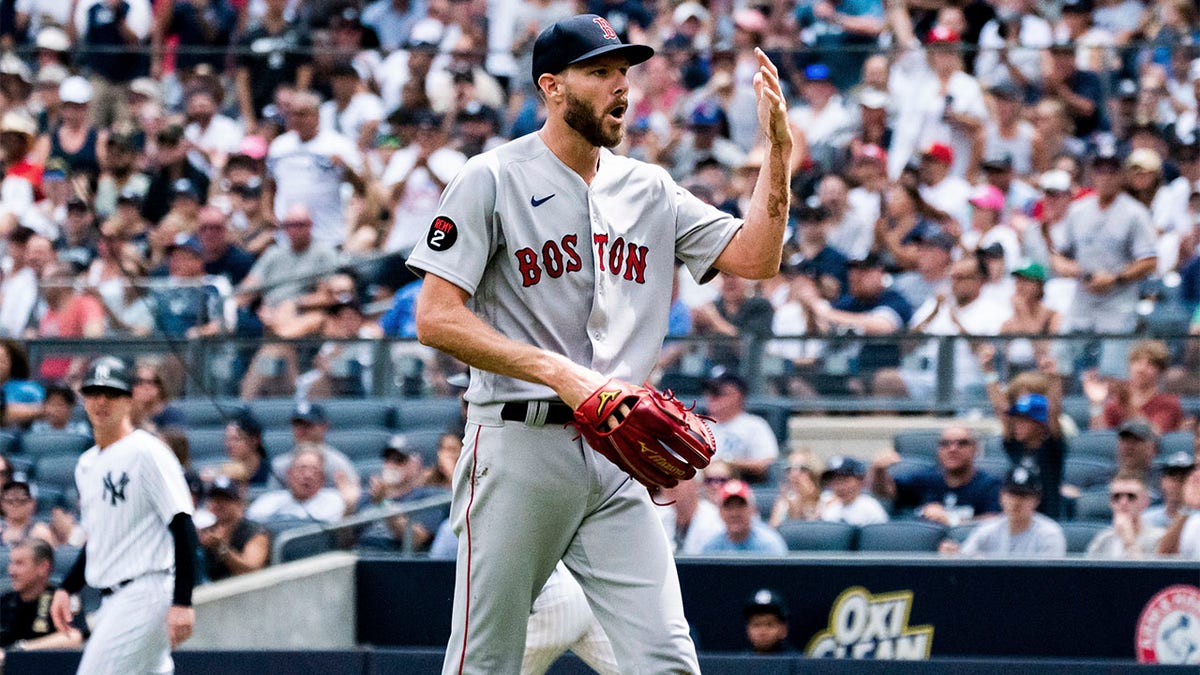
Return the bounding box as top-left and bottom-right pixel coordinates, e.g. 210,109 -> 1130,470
409,13 -> 792,673
50,357 -> 198,674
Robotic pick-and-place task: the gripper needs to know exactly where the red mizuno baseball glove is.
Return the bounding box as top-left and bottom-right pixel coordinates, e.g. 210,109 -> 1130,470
573,380 -> 716,490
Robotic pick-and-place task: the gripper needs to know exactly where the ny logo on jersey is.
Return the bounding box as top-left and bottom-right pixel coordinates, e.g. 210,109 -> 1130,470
102,471 -> 130,506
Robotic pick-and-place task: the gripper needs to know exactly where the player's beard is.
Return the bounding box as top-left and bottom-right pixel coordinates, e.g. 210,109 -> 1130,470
564,90 -> 623,149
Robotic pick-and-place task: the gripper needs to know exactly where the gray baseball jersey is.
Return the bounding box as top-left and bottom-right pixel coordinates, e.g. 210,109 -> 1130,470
406,132 -> 741,401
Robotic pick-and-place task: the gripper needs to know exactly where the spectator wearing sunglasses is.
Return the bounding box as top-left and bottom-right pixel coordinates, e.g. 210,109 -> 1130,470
871,426 -> 1001,525
1085,474 -> 1163,559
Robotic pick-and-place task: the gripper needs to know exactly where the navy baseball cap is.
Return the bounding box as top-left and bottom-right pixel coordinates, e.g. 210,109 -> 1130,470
822,456 -> 866,480
81,356 -> 133,396
744,588 -> 789,620
532,14 -> 654,82
1003,464 -> 1042,495
291,400 -> 328,424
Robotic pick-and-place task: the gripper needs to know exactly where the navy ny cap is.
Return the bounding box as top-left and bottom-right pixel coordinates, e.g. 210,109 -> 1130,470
81,356 -> 133,396
532,14 -> 654,82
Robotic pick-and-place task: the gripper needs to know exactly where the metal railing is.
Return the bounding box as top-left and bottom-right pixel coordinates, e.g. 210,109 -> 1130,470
270,492 -> 452,565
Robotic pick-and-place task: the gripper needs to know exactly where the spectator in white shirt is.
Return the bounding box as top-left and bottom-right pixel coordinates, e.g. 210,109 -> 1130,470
247,444 -> 356,524
379,109 -> 466,256
786,63 -> 852,171
266,91 -> 364,247
818,456 -> 889,526
974,0 -> 1053,90
918,141 -> 972,231
702,372 -> 779,484
183,87 -> 244,178
1086,473 -> 1164,559
320,62 -> 384,151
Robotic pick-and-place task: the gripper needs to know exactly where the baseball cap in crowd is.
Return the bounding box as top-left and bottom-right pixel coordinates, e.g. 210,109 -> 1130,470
406,18 -> 444,50
382,434 -> 412,462
909,222 -> 956,250
0,54 -> 30,84
1061,0 -> 1094,13
158,124 -> 185,146
1003,464 -> 1042,495
129,77 -> 162,102
0,112 -> 36,139
690,101 -> 726,129
847,251 -> 885,269
1008,393 -> 1049,424
926,26 -> 960,45
703,370 -> 749,396
81,356 -> 134,396
857,143 -> 888,165
744,589 -> 789,620
208,475 -> 243,500
733,8 -> 768,33
969,184 -> 1005,212
822,456 -> 866,480
1116,79 -> 1139,99
167,233 -> 203,257
1012,260 -> 1047,283
1126,148 -> 1163,173
1049,36 -> 1076,53
989,82 -> 1022,102
981,152 -> 1014,173
35,26 -> 70,52
532,14 -> 655,82
36,63 -> 68,88
59,76 -> 93,105
858,88 -> 890,111
718,479 -> 755,506
173,178 -> 201,201
1090,141 -> 1121,167
237,136 -> 268,161
291,400 -> 328,425
1160,451 -> 1196,475
1039,169 -> 1072,193
1117,418 -> 1157,443
673,1 -> 710,25
921,141 -> 954,165
804,63 -> 831,83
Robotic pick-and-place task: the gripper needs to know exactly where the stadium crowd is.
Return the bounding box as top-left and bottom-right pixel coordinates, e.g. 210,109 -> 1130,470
0,0 -> 1199,655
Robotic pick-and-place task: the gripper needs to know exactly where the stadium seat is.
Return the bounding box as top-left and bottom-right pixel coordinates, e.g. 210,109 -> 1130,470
775,520 -> 857,552
391,398 -> 463,432
947,524 -> 976,543
1066,430 -> 1118,460
247,399 -> 303,429
1061,521 -> 1107,554
889,456 -> 937,480
20,431 -> 92,460
745,398 -> 790,445
1072,488 -> 1113,521
34,455 -> 80,490
262,429 -> 295,457
276,529 -> 335,563
174,398 -> 247,429
857,521 -> 947,552
1063,457 -> 1116,489
1160,431 -> 1194,457
0,430 -> 19,456
1060,397 -> 1094,431
185,428 -> 228,462
322,399 -> 394,429
892,430 -> 943,459
982,434 -> 1004,457
325,429 -> 396,461
974,454 -> 1010,480
753,487 -> 778,521
34,484 -> 66,518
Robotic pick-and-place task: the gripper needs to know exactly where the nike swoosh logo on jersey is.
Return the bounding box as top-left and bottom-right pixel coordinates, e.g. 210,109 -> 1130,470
531,194 -> 555,207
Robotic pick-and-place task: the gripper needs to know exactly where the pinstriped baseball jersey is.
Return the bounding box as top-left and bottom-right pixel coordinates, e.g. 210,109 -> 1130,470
406,132 -> 741,405
75,429 -> 193,589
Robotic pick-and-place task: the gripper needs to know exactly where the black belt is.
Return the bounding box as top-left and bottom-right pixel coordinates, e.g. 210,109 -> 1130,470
500,400 -> 574,426
100,578 -> 136,597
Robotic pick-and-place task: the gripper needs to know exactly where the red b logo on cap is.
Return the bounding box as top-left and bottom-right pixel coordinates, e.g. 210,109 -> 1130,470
593,16 -> 617,39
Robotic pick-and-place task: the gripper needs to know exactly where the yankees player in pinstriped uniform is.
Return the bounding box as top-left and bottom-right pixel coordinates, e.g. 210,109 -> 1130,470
410,13 -> 792,674
50,357 -> 199,674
